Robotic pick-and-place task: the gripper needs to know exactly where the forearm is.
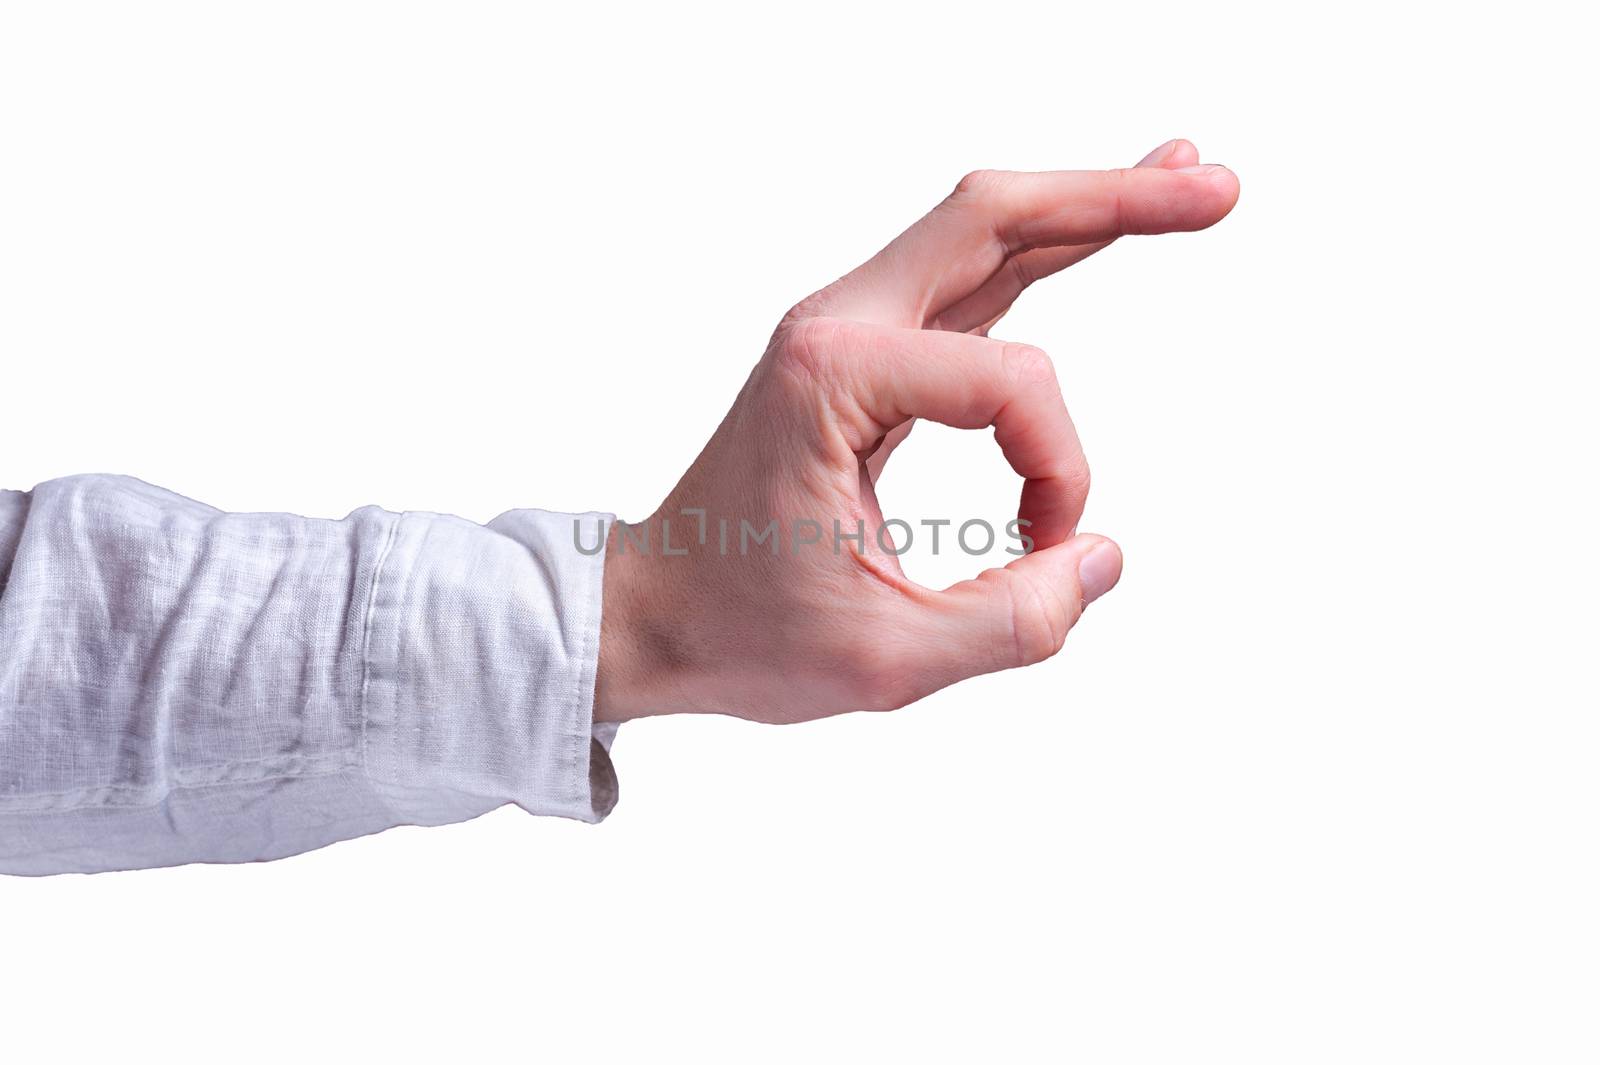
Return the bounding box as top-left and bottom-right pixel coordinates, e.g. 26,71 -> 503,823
0,474 -> 616,875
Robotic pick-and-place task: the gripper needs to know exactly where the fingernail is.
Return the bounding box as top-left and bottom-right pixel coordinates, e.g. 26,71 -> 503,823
1077,542 -> 1122,606
1176,163 -> 1233,186
1136,139 -> 1177,167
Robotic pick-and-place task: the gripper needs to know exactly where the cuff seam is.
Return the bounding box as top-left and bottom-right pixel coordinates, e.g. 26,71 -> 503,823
357,511 -> 405,779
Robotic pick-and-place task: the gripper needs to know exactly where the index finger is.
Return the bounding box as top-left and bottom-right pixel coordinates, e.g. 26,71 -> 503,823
812,163 -> 1240,327
798,318 -> 1089,547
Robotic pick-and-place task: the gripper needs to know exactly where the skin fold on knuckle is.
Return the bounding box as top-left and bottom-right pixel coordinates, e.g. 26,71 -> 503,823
839,643 -> 912,714
778,289 -> 833,330
763,317 -> 878,485
1103,167 -> 1135,235
999,342 -> 1056,389
1002,569 -> 1072,668
953,168 -> 1009,201
772,315 -> 843,381
1066,461 -> 1092,506
949,168 -> 1018,244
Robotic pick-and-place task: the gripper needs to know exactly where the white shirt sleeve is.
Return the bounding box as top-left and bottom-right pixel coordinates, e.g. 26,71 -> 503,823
0,474 -> 619,875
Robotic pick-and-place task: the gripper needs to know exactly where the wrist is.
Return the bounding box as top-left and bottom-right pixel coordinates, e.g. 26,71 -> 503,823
594,520 -> 674,724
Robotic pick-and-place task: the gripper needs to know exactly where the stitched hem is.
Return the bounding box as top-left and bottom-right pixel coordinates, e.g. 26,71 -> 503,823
0,754 -> 361,814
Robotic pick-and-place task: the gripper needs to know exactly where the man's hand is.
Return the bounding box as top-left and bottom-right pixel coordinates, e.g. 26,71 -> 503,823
596,140 -> 1239,724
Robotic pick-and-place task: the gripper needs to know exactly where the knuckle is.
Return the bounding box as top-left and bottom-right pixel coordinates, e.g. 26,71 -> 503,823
855,684 -> 897,714
1002,571 -> 1073,666
1001,342 -> 1057,387
858,678 -> 911,714
1104,167 -> 1134,233
1063,459 -> 1092,503
954,168 -> 1008,200
773,315 -> 845,378
778,289 -> 830,329
840,645 -> 911,713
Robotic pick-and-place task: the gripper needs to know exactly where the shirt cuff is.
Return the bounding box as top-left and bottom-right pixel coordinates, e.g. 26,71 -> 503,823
359,505 -> 619,824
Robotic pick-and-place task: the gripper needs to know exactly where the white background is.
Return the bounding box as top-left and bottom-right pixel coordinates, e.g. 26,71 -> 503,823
1,2 -> 1594,1061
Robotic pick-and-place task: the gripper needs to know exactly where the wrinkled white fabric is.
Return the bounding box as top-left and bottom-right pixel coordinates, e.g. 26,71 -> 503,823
0,474 -> 617,875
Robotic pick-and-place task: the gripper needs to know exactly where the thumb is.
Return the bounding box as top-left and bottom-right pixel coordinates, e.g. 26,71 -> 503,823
930,533 -> 1123,679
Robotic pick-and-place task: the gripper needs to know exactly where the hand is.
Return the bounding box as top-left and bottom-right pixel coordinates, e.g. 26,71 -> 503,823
595,140 -> 1239,724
